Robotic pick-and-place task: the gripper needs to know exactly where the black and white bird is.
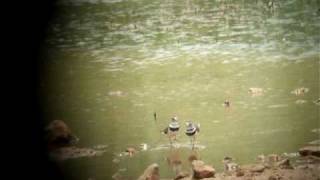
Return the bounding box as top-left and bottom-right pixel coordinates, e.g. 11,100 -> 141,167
185,121 -> 200,149
162,116 -> 180,145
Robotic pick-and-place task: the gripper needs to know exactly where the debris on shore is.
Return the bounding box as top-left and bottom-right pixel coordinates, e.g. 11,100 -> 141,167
248,88 -> 264,97
291,87 -> 309,96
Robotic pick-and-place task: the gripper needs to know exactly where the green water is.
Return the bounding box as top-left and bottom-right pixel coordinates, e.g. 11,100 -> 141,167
39,0 -> 320,179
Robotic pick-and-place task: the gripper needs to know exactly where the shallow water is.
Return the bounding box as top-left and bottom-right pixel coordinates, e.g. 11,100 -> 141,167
40,0 -> 319,179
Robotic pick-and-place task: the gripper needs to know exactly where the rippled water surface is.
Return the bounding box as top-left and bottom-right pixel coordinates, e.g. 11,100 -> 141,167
40,0 -> 319,179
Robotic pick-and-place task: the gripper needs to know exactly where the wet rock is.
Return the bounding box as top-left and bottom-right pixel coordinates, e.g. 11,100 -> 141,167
45,120 -> 78,149
174,172 -> 190,180
125,147 -> 137,157
267,154 -> 281,163
257,154 -> 266,163
138,163 -> 160,180
235,168 -> 245,177
297,155 -> 320,165
252,164 -> 265,173
192,160 -> 215,179
275,158 -> 293,169
268,174 -> 281,180
299,146 -> 320,157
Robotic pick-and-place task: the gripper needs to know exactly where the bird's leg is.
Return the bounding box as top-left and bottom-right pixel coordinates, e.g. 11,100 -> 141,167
189,136 -> 193,150
193,135 -> 197,150
168,133 -> 173,148
174,132 -> 178,143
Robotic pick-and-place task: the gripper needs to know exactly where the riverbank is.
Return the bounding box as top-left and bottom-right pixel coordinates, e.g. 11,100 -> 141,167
136,145 -> 320,180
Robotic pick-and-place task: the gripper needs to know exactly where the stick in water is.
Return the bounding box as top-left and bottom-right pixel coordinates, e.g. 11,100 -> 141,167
154,112 -> 157,121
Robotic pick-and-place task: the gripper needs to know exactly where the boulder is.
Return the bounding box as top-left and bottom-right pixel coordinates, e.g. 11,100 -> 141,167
299,146 -> 320,157
192,160 -> 215,179
138,163 -> 160,180
45,120 -> 77,149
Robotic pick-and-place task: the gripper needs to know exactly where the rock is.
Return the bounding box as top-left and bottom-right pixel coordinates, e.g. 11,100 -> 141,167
45,120 -> 78,149
275,158 -> 293,169
267,154 -> 281,162
125,147 -> 137,157
235,168 -> 245,177
257,154 -> 266,163
138,163 -> 160,180
299,146 -> 320,157
174,172 -> 190,180
192,160 -> 215,179
268,174 -> 281,180
249,164 -> 265,173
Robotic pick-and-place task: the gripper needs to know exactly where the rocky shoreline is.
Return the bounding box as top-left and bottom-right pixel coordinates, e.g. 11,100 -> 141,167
45,120 -> 319,180
136,146 -> 320,180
